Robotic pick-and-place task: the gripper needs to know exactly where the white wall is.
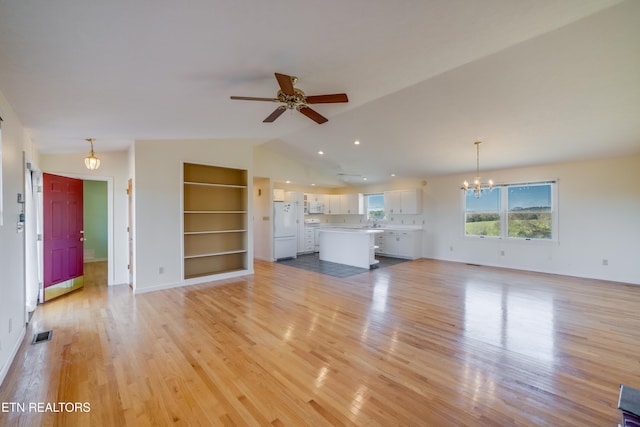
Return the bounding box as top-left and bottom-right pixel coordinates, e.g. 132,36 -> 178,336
0,90 -> 31,385
423,154 -> 640,284
132,139 -> 257,293
39,150 -> 130,286
253,144 -> 344,187
252,177 -> 272,261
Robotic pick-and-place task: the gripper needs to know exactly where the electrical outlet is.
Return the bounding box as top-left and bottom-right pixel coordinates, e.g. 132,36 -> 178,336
450,246 -> 454,252
500,250 -> 505,256
159,267 -> 164,274
8,318 -> 12,333
602,259 -> 608,266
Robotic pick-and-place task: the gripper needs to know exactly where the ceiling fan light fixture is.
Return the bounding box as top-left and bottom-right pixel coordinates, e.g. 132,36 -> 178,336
462,141 -> 493,198
231,73 -> 348,124
84,138 -> 101,170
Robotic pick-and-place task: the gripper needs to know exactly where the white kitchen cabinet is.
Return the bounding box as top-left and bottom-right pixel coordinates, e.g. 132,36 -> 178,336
340,193 -> 363,215
379,229 -> 422,259
326,193 -> 363,214
305,193 -> 325,203
384,189 -> 421,214
319,228 -> 382,269
326,194 -> 341,214
384,191 -> 401,215
325,194 -> 337,214
273,188 -> 285,202
303,228 -> 315,253
384,230 -> 400,255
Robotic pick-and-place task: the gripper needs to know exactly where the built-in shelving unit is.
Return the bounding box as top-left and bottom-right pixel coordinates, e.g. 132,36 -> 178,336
183,163 -> 248,280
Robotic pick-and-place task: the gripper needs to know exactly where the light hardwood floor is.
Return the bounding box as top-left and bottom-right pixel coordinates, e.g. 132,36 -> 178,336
1,259 -> 639,426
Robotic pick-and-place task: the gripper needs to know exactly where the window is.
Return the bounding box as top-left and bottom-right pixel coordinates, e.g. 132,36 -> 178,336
464,181 -> 556,240
507,184 -> 552,239
366,193 -> 385,221
464,188 -> 501,237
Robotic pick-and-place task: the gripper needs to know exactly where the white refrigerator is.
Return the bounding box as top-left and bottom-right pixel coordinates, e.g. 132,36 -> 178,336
273,202 -> 298,260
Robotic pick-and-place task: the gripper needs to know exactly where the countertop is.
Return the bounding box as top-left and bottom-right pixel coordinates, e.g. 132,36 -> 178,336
316,224 -> 423,231
319,227 -> 384,234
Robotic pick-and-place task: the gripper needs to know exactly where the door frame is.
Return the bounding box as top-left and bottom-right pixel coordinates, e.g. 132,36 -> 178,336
42,172 -> 115,286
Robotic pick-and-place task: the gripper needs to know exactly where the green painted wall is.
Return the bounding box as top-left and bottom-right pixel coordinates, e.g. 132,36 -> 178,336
83,180 -> 108,260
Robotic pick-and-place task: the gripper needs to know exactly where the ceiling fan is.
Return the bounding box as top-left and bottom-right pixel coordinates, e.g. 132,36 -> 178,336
230,73 -> 348,124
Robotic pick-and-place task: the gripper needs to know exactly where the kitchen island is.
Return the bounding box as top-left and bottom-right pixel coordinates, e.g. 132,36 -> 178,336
318,228 -> 383,269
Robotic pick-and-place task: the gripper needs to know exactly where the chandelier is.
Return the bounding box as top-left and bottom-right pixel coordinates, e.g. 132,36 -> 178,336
462,141 -> 493,198
84,138 -> 101,170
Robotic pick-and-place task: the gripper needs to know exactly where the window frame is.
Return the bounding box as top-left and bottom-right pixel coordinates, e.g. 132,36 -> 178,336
364,193 -> 386,222
463,180 -> 558,242
463,186 -> 502,239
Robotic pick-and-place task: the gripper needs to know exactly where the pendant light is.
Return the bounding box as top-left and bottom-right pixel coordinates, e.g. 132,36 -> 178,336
84,138 -> 101,170
462,141 -> 493,198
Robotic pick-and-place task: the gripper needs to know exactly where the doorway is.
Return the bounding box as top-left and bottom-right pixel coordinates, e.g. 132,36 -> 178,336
83,180 -> 108,264
42,173 -> 85,301
39,173 -> 115,304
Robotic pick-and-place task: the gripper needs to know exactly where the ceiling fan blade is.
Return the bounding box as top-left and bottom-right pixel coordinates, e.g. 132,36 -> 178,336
305,94 -> 349,104
275,73 -> 295,96
263,106 -> 287,123
230,96 -> 278,102
299,106 -> 328,124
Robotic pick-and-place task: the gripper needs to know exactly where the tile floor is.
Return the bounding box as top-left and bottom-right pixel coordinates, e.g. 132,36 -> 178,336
277,253 -> 408,278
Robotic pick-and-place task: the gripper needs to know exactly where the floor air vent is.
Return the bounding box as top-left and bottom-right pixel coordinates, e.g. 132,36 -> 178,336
32,330 -> 53,344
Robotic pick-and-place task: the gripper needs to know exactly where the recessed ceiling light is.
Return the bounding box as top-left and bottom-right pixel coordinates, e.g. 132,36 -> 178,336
362,177 -> 367,181
311,183 -> 316,186
354,140 -> 360,145
391,173 -> 396,177
285,180 -> 291,184
318,150 -> 324,155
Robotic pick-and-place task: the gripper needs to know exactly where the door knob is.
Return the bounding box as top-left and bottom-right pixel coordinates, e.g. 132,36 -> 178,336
80,237 -> 86,242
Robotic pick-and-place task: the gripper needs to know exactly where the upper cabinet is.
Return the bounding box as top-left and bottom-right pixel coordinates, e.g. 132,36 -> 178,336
273,188 -> 285,202
325,193 -> 363,215
340,193 -> 363,215
384,189 -> 421,215
326,194 -> 341,214
306,193 -> 326,204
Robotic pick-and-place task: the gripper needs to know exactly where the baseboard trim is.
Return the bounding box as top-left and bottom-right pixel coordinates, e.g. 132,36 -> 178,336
134,269 -> 254,295
0,326 -> 26,387
84,258 -> 108,263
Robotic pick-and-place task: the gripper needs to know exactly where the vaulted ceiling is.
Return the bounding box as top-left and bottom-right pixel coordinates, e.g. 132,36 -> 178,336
0,0 -> 638,185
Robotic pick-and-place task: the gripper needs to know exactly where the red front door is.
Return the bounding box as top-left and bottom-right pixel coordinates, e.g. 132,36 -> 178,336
43,173 -> 84,301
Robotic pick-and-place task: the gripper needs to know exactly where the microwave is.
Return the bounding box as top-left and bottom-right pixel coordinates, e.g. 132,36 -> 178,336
307,201 -> 324,214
